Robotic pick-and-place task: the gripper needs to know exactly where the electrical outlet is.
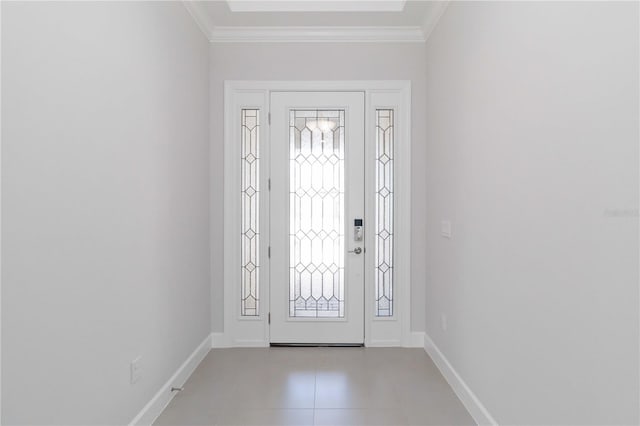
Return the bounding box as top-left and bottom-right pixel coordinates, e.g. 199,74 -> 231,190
440,314 -> 448,332
130,356 -> 142,384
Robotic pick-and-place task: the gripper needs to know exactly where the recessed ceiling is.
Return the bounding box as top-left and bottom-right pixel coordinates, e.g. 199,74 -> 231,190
196,0 -> 437,27
226,0 -> 407,13
184,0 -> 450,42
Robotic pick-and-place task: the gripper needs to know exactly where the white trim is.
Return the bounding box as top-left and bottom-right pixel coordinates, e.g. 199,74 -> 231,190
224,81 -> 412,348
210,26 -> 425,43
210,332 -> 229,348
226,0 -> 407,13
369,332 -> 423,348
422,1 -> 450,41
396,86 -> 412,347
182,1 -> 214,40
364,88 -> 413,348
129,335 -> 211,426
408,331 -> 425,348
0,1 -> 3,421
211,332 -> 269,348
211,333 -> 270,349
183,0 -> 441,43
226,80 -> 410,93
223,88 -> 270,348
423,334 -> 498,426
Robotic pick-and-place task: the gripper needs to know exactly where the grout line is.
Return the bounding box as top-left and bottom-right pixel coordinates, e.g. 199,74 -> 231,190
312,367 -> 317,424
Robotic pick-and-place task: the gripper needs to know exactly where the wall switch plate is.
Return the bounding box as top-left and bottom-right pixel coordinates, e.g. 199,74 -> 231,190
130,356 -> 142,384
441,220 -> 452,238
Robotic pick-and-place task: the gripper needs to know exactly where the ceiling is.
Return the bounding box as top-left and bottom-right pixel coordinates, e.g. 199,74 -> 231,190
184,0 -> 449,42
225,0 -> 408,13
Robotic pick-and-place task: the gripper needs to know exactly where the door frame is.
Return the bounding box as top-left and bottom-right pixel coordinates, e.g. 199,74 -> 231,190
221,80 -> 412,347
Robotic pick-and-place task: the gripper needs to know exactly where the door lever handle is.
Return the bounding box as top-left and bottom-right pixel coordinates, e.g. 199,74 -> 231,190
348,247 -> 363,255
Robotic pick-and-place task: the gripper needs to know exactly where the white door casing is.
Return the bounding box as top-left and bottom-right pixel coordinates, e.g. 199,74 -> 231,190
222,81 -> 412,348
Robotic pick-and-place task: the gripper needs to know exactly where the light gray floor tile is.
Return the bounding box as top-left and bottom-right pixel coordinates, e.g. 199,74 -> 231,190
233,371 -> 316,409
405,404 -> 475,426
216,409 -> 315,426
313,408 -> 409,426
154,348 -> 474,426
314,371 -> 401,409
154,392 -> 218,425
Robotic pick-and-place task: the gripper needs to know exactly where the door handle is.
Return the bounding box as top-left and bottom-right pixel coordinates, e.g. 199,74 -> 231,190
348,247 -> 363,255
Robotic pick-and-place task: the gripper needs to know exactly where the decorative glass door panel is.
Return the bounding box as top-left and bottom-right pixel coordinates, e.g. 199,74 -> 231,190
270,92 -> 365,344
290,110 -> 345,318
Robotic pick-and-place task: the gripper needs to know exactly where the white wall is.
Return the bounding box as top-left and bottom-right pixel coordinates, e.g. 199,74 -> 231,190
424,2 -> 639,424
2,2 -> 210,424
209,42 -> 427,333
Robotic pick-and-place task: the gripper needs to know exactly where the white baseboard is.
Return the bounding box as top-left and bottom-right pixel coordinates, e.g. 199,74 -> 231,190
367,339 -> 402,347
371,331 -> 424,348
423,334 -> 498,426
213,332 -> 420,348
129,334 -> 212,426
211,332 -> 269,348
211,332 -> 230,348
406,331 -> 426,348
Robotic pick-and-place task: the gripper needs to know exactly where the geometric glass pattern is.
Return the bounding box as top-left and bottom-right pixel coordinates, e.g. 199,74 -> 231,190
241,109 -> 260,316
375,109 -> 394,317
289,109 -> 345,318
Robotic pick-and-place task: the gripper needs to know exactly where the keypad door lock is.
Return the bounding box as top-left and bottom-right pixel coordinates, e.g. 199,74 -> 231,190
354,218 -> 363,242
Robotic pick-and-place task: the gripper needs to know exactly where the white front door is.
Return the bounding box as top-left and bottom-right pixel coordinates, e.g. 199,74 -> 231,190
269,91 -> 365,344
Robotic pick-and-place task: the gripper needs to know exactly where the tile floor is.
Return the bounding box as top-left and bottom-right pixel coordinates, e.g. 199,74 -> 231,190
155,347 -> 474,426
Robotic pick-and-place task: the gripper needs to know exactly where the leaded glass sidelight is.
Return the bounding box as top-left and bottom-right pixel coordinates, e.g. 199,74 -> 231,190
375,110 -> 394,317
241,109 -> 260,316
289,110 -> 345,318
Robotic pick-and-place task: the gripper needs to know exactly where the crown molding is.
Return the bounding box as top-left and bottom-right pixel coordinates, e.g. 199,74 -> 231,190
210,26 -> 425,43
182,1 -> 214,40
422,0 -> 450,42
183,0 -> 427,43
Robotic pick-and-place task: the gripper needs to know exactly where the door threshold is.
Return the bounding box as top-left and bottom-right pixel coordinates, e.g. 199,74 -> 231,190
270,343 -> 364,347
